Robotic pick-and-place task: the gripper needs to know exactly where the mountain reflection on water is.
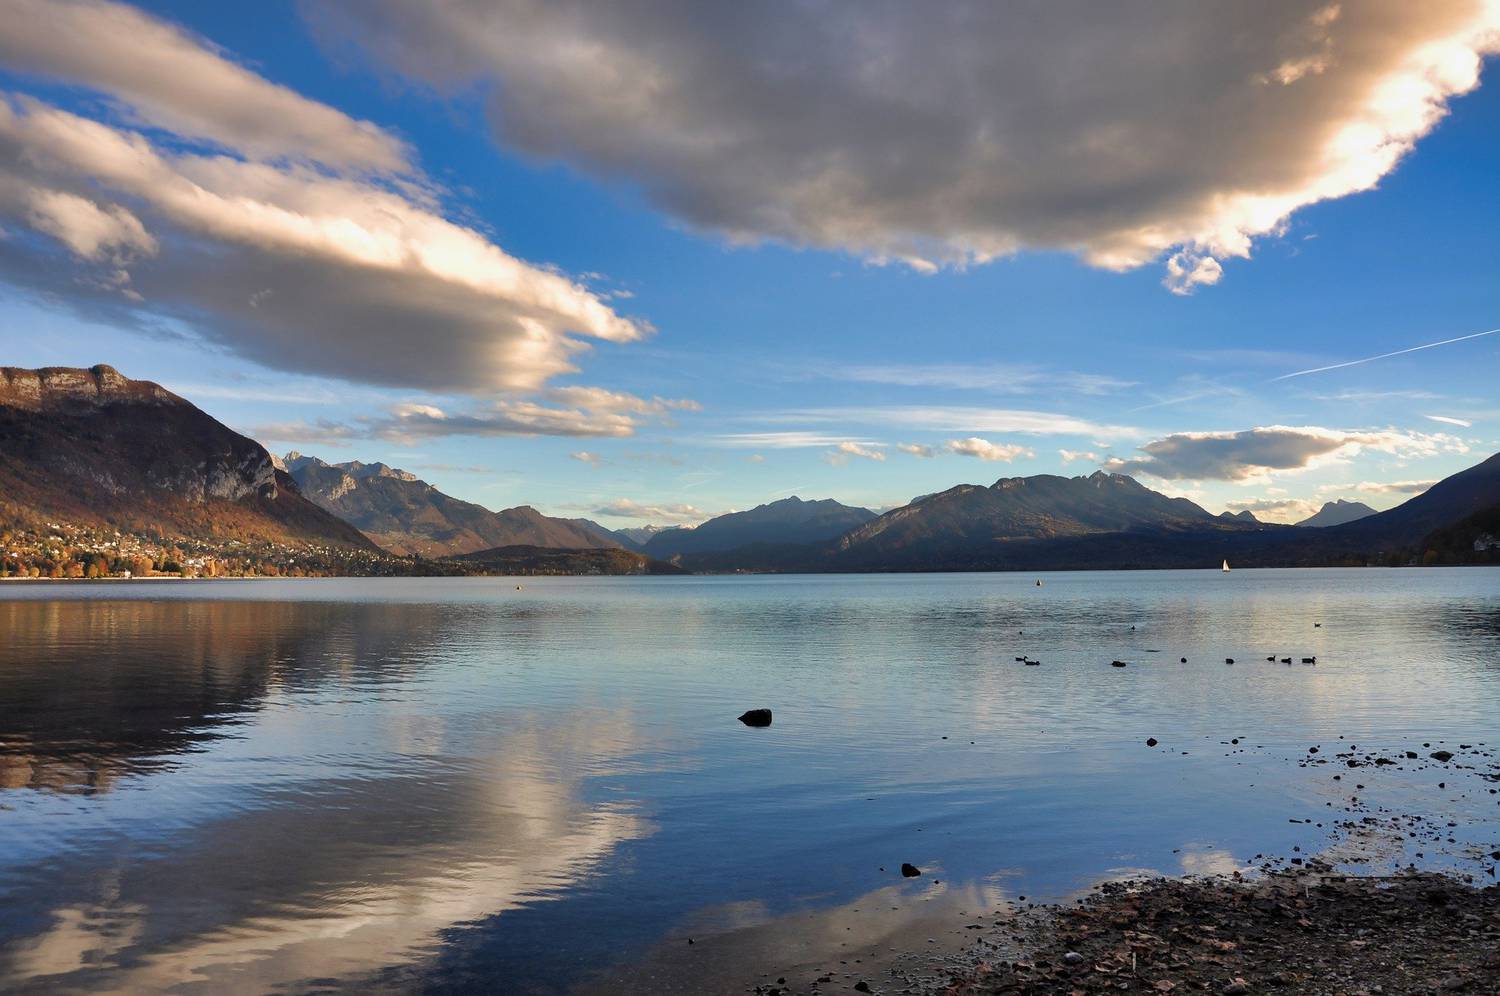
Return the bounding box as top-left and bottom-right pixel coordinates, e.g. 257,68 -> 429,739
0,571 -> 1496,993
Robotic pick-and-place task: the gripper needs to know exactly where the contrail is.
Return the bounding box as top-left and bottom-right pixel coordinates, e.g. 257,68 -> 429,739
1272,327 -> 1500,381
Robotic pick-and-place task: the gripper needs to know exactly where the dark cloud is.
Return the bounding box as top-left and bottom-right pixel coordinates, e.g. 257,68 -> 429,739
316,0 -> 1498,290
1108,426 -> 1467,481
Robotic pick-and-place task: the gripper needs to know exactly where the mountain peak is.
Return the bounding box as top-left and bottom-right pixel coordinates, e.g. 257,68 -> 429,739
0,367 -> 374,550
1296,499 -> 1377,528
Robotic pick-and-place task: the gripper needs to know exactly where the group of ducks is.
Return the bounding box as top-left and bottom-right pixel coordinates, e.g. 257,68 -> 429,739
1012,622 -> 1324,669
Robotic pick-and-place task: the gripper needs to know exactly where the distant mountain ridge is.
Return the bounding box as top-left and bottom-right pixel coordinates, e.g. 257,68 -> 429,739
830,471 -> 1230,567
1295,499 -> 1377,528
642,496 -> 876,558
617,524 -> 683,545
285,453 -> 627,557
0,365 -> 374,550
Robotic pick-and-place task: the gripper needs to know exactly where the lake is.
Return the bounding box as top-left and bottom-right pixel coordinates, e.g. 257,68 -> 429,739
1,569 -> 1497,993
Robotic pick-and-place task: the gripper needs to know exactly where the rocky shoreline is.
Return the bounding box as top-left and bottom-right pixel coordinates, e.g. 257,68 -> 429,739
737,735 -> 1500,996
940,868 -> 1500,995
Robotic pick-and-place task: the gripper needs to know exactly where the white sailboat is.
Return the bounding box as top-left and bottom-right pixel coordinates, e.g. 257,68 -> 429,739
1222,559 -> 1231,572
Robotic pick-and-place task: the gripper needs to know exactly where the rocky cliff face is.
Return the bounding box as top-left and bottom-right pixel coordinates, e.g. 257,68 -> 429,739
0,365 -> 374,549
0,364 -> 179,411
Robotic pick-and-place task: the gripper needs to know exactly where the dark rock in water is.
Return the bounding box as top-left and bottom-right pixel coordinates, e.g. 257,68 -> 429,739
738,709 -> 773,727
1110,660 -> 1128,667
1430,750 -> 1454,762
1180,657 -> 1187,663
901,862 -> 921,877
1226,657 -> 1235,664
1406,751 -> 1419,759
1147,737 -> 1158,747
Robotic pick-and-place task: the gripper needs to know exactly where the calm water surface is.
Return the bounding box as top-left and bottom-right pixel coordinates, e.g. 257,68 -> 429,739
1,569 -> 1497,993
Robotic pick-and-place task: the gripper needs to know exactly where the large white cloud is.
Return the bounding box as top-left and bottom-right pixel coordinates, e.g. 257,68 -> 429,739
1107,425 -> 1469,482
0,1 -> 649,394
315,0 -> 1500,289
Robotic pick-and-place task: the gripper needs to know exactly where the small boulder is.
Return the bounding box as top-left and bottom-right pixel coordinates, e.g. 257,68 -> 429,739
1147,737 -> 1158,747
1063,951 -> 1085,965
900,862 -> 921,877
1110,660 -> 1128,668
1225,657 -> 1235,664
738,709 -> 773,727
1430,750 -> 1454,762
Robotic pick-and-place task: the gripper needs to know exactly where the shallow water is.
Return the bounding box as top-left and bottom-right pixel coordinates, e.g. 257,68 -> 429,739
0,569 -> 1496,993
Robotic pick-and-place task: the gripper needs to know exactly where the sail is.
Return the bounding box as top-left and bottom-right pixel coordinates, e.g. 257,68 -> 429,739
1222,559 -> 1230,572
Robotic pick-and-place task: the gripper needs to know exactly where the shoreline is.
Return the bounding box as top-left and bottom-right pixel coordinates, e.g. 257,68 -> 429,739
595,730 -> 1500,996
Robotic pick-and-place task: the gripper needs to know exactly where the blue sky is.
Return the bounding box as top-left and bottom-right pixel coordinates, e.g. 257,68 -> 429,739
1,1 -> 1497,526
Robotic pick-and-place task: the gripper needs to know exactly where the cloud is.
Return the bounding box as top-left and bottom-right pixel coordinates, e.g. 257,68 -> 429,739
570,451 -> 603,466
1424,414 -> 1473,427
254,387 -> 691,444
716,431 -> 880,449
823,440 -> 886,465
751,406 -> 1134,439
1106,425 -> 1468,482
1341,479 -> 1436,495
0,0 -> 409,170
0,3 -> 647,393
822,363 -> 1134,395
591,498 -> 711,524
545,386 -> 700,415
945,437 -> 1033,462
1059,448 -> 1101,465
318,1 -> 1500,287
1162,251 -> 1223,295
896,443 -> 935,458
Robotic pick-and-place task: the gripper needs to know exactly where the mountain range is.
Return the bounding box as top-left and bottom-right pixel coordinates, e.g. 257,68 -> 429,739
2,365 -> 1496,575
284,452 -> 626,557
641,496 -> 875,559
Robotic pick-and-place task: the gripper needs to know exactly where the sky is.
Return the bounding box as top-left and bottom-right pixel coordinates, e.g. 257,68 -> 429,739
0,0 -> 1497,527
